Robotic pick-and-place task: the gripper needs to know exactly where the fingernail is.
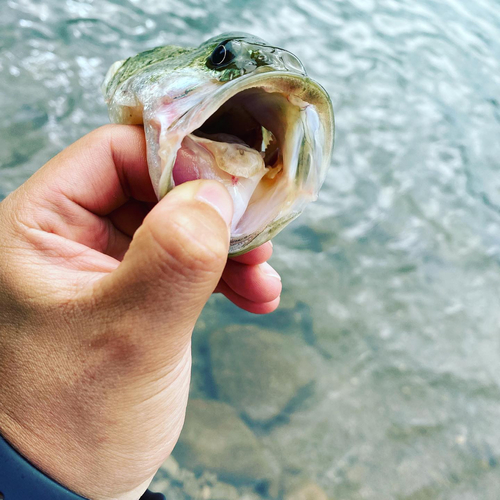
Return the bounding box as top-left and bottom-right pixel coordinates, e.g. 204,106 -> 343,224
195,181 -> 233,227
269,241 -> 274,249
260,262 -> 281,281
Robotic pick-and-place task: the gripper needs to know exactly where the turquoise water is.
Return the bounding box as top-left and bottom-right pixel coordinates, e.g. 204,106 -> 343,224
2,0 -> 500,498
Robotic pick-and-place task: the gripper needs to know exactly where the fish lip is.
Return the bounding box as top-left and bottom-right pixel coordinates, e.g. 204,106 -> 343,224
156,68 -> 334,256
158,68 -> 335,199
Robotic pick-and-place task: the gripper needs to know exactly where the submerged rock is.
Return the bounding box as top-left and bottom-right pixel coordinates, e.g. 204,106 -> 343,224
173,399 -> 280,491
239,494 -> 265,500
204,482 -> 239,500
284,480 -> 329,500
209,325 -> 317,422
153,453 -> 242,500
161,455 -> 181,481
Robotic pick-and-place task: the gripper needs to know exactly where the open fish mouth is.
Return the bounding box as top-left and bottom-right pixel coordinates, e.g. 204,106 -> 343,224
103,34 -> 335,255
150,71 -> 334,255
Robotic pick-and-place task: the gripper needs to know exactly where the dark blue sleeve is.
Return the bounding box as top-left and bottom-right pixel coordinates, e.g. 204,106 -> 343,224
0,435 -> 165,500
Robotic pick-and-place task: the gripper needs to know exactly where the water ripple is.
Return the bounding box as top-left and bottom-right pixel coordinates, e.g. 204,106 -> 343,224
2,0 -> 500,498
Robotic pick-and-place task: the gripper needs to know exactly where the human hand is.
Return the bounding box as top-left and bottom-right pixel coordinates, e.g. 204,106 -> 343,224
0,125 -> 281,500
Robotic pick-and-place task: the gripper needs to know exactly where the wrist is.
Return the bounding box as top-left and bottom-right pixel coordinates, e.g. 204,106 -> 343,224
0,433 -> 165,500
0,401 -> 144,500
0,416 -> 153,500
0,433 -> 87,500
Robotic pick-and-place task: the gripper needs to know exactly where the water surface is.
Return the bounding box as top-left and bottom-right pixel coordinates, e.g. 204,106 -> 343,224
2,0 -> 500,498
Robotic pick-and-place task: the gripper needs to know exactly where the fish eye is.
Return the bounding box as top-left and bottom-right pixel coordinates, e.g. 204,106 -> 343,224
208,41 -> 236,68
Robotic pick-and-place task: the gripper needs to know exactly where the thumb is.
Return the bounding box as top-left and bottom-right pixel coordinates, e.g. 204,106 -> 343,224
95,180 -> 233,348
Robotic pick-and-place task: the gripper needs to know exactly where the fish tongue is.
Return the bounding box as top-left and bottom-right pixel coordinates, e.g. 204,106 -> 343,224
172,134 -> 267,232
193,131 -> 249,146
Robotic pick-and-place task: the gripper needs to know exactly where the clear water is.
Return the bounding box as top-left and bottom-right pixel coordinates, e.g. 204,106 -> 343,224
2,0 -> 500,498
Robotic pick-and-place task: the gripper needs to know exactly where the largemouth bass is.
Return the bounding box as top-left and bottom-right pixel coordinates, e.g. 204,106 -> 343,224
103,33 -> 334,255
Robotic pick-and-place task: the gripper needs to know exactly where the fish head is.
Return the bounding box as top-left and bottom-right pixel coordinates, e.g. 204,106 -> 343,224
200,32 -> 307,80
103,33 -> 335,255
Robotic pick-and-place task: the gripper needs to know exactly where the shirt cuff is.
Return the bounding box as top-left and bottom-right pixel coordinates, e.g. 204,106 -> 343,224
0,434 -> 165,500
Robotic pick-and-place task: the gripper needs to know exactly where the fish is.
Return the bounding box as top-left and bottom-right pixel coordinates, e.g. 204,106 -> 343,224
102,32 -> 334,256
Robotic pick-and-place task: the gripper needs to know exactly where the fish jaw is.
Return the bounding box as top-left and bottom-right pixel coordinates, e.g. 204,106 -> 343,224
103,36 -> 335,256
172,134 -> 268,234
139,75 -> 223,196
143,71 -> 333,255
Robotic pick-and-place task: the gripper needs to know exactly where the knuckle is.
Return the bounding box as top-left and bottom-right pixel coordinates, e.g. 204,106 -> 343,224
89,123 -> 119,140
86,124 -> 113,147
87,124 -> 128,156
147,204 -> 229,275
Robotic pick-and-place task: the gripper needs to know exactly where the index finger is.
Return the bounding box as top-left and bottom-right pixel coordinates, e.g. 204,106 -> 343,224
33,124 -> 156,216
229,242 -> 273,265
